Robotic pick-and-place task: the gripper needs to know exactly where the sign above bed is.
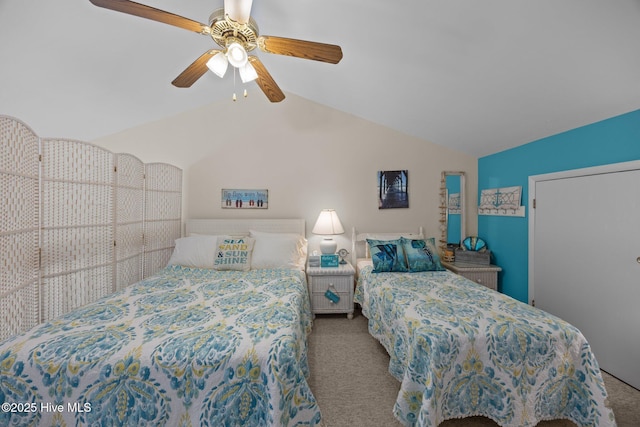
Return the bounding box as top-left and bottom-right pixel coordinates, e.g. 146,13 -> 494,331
222,189 -> 268,209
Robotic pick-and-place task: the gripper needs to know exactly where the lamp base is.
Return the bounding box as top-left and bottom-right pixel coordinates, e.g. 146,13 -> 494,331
319,238 -> 337,255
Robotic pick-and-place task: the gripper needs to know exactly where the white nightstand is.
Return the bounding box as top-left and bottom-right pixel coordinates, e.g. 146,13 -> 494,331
441,261 -> 502,291
306,261 -> 355,319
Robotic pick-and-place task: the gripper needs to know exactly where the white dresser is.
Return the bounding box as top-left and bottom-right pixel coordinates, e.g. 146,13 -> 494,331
441,261 -> 502,291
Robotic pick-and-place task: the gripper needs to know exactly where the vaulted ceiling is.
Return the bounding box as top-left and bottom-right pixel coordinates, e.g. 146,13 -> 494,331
1,0 -> 639,157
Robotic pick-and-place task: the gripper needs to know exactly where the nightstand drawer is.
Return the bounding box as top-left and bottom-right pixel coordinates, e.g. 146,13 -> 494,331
310,275 -> 352,293
311,292 -> 353,312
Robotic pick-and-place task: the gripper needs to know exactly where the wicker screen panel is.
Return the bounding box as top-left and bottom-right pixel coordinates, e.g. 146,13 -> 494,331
40,138 -> 115,320
41,266 -> 114,320
0,116 -> 40,340
143,163 -> 182,278
143,220 -> 182,275
114,154 -> 144,290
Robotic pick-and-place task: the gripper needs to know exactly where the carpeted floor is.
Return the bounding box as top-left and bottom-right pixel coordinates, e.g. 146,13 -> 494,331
307,310 -> 640,427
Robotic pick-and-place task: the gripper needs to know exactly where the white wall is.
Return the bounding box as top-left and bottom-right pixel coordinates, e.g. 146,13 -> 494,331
94,93 -> 477,253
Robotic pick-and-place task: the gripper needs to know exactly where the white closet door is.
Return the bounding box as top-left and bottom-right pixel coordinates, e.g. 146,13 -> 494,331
533,168 -> 640,389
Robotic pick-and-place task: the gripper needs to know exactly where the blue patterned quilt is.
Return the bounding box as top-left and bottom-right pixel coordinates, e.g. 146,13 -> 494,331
0,266 -> 320,426
355,265 -> 616,427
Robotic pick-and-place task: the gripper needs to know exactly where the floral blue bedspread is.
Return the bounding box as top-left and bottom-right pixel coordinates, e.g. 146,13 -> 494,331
0,265 -> 320,426
355,265 -> 616,427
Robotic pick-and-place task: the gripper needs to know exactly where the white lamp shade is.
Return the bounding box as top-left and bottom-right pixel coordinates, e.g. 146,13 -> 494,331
312,209 -> 345,235
239,62 -> 258,83
226,42 -> 248,68
206,52 -> 228,78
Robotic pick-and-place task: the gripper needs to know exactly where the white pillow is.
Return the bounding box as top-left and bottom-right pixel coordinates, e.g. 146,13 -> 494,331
249,230 -> 307,270
167,235 -> 217,268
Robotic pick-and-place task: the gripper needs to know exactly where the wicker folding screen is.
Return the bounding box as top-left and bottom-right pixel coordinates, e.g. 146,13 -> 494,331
40,138 -> 115,321
0,116 -> 182,339
0,117 -> 40,341
114,153 -> 145,291
143,163 -> 182,278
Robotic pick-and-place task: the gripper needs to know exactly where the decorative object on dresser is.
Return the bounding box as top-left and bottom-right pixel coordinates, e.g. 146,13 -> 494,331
307,261 -> 355,319
308,255 -> 320,267
312,209 -> 345,254
453,235 -> 491,264
441,261 -> 502,291
320,254 -> 339,268
337,248 -> 349,264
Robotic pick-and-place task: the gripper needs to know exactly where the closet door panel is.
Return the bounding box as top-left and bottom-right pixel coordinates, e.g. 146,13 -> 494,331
534,168 -> 640,388
0,116 -> 40,340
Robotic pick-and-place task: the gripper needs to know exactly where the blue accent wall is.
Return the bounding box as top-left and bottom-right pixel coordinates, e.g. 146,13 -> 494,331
478,109 -> 640,302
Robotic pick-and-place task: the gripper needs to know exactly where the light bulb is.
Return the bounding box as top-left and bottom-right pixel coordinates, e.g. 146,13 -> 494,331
244,89 -> 248,97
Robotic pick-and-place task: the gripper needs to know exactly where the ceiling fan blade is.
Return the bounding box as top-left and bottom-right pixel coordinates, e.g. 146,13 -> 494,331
248,56 -> 285,103
224,0 -> 253,24
257,36 -> 343,64
172,50 -> 221,88
89,0 -> 210,34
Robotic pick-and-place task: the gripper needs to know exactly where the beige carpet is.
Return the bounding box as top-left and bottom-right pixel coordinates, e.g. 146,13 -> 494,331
307,310 -> 640,427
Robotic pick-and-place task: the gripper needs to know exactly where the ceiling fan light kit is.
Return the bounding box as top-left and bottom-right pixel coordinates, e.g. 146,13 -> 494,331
88,0 -> 343,102
206,52 -> 228,78
238,63 -> 258,83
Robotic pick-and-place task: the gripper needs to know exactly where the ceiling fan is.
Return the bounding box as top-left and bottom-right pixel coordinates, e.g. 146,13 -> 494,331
89,0 -> 343,102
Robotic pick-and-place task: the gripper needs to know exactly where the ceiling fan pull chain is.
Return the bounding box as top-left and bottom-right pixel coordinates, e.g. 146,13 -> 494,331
232,67 -> 237,101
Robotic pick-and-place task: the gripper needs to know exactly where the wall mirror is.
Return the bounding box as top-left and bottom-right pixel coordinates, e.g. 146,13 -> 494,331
439,171 -> 466,254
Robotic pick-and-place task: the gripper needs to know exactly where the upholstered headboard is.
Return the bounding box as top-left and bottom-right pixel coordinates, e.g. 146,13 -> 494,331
186,218 -> 306,237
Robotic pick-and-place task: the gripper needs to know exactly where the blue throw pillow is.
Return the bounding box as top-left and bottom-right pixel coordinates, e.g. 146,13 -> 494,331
402,237 -> 445,272
366,238 -> 408,273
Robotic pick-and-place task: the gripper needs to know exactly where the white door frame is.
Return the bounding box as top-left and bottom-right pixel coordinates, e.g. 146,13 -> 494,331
527,159 -> 640,305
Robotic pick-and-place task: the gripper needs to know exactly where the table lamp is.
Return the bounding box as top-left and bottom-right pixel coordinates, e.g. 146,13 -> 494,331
312,209 -> 345,254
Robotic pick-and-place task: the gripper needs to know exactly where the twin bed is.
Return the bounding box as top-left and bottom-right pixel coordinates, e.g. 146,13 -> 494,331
0,220 -> 617,427
353,230 -> 616,427
0,219 -> 320,427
